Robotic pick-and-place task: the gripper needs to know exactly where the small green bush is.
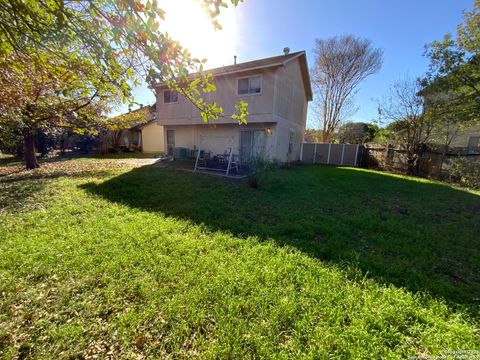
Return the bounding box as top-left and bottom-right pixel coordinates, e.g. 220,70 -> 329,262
448,157 -> 480,189
247,157 -> 278,188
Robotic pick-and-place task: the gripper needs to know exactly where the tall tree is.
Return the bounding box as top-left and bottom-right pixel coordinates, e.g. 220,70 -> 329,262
377,76 -> 433,175
0,45 -> 122,168
311,35 -> 383,142
0,0 -> 247,169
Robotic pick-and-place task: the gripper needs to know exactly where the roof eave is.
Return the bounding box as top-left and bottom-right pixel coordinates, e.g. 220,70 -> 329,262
286,51 -> 313,101
152,62 -> 285,88
152,51 -> 314,101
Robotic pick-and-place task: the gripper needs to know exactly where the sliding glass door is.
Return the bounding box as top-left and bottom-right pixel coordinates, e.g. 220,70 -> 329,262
240,130 -> 266,161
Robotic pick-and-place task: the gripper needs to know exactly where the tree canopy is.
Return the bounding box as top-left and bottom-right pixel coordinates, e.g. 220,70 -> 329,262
0,0 -> 246,168
335,122 -> 378,144
422,0 -> 480,124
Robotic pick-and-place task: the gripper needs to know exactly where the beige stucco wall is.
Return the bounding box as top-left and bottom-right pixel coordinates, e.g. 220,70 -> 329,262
164,121 -> 303,163
449,124 -> 480,147
163,122 -> 279,160
429,123 -> 480,147
141,122 -> 165,153
156,68 -> 278,126
273,58 -> 309,128
156,56 -> 310,162
272,115 -> 305,161
271,58 -> 308,161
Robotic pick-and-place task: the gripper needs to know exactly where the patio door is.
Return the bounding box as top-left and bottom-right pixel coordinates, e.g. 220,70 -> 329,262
240,130 -> 266,161
166,130 -> 175,155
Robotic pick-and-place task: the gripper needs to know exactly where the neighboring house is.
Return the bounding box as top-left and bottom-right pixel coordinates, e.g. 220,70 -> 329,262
154,50 -> 313,162
109,105 -> 165,153
419,59 -> 480,154
429,123 -> 480,152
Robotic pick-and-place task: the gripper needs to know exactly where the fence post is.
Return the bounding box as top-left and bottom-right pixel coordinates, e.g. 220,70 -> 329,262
313,143 -> 317,164
354,144 -> 359,167
341,144 -> 346,166
327,144 -> 331,165
300,143 -> 304,162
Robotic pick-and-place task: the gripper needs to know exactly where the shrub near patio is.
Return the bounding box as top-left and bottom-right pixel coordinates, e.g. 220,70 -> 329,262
0,158 -> 479,358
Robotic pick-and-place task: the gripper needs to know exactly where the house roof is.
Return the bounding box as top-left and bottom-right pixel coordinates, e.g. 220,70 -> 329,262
155,51 -> 313,101
110,104 -> 156,130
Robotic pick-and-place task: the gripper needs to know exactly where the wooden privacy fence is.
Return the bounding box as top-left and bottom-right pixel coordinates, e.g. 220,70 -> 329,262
300,143 -> 362,166
364,144 -> 480,178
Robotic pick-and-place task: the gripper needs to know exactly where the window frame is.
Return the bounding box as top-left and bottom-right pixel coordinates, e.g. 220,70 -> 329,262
236,75 -> 263,96
239,128 -> 267,161
163,89 -> 179,104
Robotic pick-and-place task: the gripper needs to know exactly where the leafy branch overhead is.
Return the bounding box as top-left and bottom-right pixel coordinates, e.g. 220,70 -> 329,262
105,106 -> 154,132
0,0 -> 246,169
166,73 -> 249,125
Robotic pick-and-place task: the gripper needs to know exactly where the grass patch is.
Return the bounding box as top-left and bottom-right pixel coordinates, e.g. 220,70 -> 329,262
0,160 -> 479,358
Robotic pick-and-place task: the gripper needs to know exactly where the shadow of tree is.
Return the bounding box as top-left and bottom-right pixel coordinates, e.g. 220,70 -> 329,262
0,156 -> 144,212
0,169 -> 122,213
80,165 -> 480,311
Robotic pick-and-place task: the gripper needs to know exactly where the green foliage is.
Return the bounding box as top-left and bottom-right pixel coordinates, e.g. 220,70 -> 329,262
335,122 -> 378,144
371,126 -> 396,145
0,114 -> 23,155
105,106 -> 154,132
304,128 -> 323,143
449,157 -> 480,189
246,157 -> 278,188
232,100 -> 249,125
422,0 -> 480,125
0,0 -> 247,168
0,159 -> 479,357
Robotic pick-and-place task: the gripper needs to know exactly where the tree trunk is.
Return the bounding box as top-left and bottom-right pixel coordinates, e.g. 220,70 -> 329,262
405,150 -> 419,176
24,131 -> 39,170
406,157 -> 416,176
322,131 -> 330,143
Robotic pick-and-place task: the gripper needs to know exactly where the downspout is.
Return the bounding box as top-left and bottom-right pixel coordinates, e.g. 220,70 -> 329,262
272,66 -> 280,160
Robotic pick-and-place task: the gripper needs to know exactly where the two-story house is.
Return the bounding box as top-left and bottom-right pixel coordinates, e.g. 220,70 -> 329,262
154,50 -> 313,162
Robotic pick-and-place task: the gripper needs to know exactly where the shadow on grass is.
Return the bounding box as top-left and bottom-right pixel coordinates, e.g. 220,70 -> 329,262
91,152 -> 163,159
0,156 -> 132,211
80,164 -> 480,311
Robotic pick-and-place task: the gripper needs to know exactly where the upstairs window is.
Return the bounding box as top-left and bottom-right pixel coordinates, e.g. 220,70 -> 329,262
238,76 -> 262,95
163,90 -> 178,104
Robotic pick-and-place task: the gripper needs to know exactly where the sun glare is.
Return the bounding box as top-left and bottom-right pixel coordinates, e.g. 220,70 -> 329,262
159,0 -> 239,69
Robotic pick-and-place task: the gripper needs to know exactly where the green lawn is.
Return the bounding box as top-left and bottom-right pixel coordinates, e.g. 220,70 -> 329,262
0,158 -> 479,358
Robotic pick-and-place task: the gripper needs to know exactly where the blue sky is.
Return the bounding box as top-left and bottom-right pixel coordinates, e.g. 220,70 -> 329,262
126,0 -> 473,128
